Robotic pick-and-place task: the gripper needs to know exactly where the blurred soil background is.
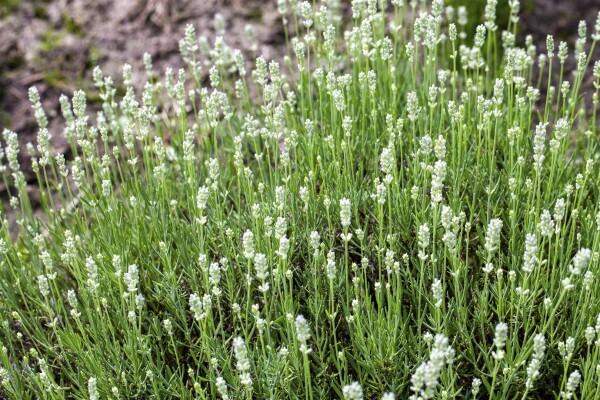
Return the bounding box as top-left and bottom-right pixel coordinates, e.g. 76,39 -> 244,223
0,0 -> 598,211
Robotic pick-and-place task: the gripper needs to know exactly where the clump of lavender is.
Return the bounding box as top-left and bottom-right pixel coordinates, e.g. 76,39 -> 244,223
1,1 -> 600,399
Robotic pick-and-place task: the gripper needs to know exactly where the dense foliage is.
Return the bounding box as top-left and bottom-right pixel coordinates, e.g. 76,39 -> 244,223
1,0 -> 600,398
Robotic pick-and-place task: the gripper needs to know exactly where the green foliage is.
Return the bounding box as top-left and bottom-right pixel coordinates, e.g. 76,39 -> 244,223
1,1 -> 600,399
0,0 -> 21,17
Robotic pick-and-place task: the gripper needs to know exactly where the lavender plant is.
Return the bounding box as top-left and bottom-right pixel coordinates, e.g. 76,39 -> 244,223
1,0 -> 600,398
